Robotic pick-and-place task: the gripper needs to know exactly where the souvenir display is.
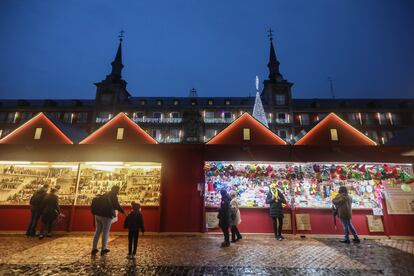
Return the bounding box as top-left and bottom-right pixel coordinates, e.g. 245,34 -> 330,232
204,161 -> 413,209
0,164 -> 78,205
77,165 -> 161,206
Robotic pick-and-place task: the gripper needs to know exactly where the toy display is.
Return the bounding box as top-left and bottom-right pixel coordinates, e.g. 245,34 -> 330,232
0,164 -> 78,205
204,161 -> 413,209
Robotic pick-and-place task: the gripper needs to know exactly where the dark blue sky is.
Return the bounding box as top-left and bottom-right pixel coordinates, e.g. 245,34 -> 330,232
0,0 -> 413,100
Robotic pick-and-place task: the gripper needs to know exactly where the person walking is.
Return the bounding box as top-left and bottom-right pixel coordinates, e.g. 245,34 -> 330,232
217,189 -> 232,247
39,187 -> 60,239
124,202 -> 145,259
26,184 -> 49,237
333,186 -> 360,244
91,185 -> 125,256
266,183 -> 287,241
229,191 -> 242,243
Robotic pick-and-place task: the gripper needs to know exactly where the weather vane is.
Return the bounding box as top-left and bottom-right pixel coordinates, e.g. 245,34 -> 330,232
255,76 -> 259,92
119,30 -> 125,42
267,28 -> 274,41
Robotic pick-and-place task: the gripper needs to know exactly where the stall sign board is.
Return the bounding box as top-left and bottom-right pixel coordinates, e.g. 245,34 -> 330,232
206,212 -> 219,228
366,215 -> 384,232
295,214 -> 311,230
384,183 -> 414,215
282,215 -> 292,230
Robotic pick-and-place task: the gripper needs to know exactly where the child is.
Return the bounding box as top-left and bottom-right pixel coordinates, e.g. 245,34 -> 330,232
123,202 -> 145,259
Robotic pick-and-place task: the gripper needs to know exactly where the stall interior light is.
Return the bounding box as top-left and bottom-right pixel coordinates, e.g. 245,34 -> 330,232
0,161 -> 32,165
91,165 -> 124,171
15,165 -> 48,168
85,162 -> 124,165
128,165 -> 161,169
50,165 -> 78,169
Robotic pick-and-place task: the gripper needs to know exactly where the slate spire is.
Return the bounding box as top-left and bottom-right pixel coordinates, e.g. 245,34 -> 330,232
267,29 -> 284,82
110,31 -> 124,79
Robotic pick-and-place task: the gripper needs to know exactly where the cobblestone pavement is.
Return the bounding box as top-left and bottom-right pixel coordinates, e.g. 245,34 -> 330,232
0,234 -> 413,275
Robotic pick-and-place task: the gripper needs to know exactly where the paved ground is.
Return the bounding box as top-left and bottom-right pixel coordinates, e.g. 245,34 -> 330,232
0,234 -> 413,275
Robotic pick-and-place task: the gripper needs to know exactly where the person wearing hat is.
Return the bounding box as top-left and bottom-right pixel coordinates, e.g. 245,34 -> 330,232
266,183 -> 287,241
229,191 -> 242,243
124,202 -> 145,259
332,186 -> 360,244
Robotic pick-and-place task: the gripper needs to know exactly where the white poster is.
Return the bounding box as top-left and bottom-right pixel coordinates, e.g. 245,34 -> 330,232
384,182 -> 414,215
206,212 -> 219,228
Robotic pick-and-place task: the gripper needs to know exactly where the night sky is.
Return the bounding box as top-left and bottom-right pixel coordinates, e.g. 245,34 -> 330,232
0,0 -> 413,100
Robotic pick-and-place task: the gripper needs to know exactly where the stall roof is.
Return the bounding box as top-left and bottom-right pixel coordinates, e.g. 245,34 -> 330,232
295,113 -> 377,146
207,113 -> 287,145
0,112 -> 73,144
79,112 -> 158,145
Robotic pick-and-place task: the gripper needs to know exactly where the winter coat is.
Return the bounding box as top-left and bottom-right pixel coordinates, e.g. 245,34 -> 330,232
124,211 -> 145,233
93,191 -> 125,218
230,198 -> 241,226
30,187 -> 48,209
332,193 -> 352,220
218,198 -> 231,228
266,189 -> 286,218
40,193 -> 60,223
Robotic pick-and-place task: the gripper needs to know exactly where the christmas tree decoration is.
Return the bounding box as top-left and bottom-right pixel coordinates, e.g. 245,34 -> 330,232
252,76 -> 269,127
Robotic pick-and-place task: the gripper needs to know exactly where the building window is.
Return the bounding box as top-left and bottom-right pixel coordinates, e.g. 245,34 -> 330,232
362,113 -> 373,125
156,100 -> 162,106
316,113 -> 327,122
299,114 -> 310,125
21,112 -> 33,122
330,129 -> 339,141
381,131 -> 393,144
153,112 -> 162,119
243,128 -> 250,140
191,100 -> 197,106
348,113 -> 359,125
225,100 -> 231,105
96,112 -> 112,123
140,100 -> 146,105
223,112 -> 232,119
63,112 -> 73,124
365,130 -> 378,142
170,129 -> 180,138
377,113 -> 387,125
173,100 -> 179,106
208,99 -> 214,105
0,113 -> 7,123
277,129 -> 288,139
275,94 -> 286,105
34,128 -> 42,140
77,112 -> 88,123
7,112 -> 18,123
0,129 -> 3,138
388,113 -> 400,125
133,112 -> 144,119
171,112 -> 180,118
152,129 -> 161,140
205,111 -> 214,119
51,112 -> 60,119
116,128 -> 124,140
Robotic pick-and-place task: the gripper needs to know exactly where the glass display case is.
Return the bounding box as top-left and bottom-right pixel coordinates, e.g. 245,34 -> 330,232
0,162 -> 78,205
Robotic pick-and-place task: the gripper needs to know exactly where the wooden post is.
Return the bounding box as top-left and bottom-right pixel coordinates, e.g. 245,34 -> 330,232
68,163 -> 82,232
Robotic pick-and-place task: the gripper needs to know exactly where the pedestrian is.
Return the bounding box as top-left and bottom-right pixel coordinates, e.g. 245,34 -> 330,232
229,191 -> 242,243
123,202 -> 145,259
91,185 -> 125,256
217,189 -> 231,247
266,183 -> 287,241
332,186 -> 360,244
39,187 -> 60,239
26,184 -> 49,237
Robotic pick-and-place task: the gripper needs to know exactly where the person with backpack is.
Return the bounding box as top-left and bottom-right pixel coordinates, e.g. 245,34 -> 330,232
123,202 -> 145,259
266,183 -> 287,241
39,187 -> 60,239
91,185 -> 125,256
26,184 -> 49,237
332,186 -> 361,244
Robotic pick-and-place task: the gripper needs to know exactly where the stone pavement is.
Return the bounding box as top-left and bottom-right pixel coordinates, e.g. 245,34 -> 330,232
0,234 -> 413,275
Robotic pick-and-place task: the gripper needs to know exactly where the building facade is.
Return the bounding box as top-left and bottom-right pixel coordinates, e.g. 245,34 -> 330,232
1,37 -> 413,144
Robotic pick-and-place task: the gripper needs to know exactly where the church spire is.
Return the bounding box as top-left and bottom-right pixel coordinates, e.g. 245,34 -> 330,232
110,30 -> 124,79
267,29 -> 284,82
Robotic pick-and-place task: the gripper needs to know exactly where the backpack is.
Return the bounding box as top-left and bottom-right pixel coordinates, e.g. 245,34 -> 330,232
91,194 -> 107,215
30,190 -> 44,206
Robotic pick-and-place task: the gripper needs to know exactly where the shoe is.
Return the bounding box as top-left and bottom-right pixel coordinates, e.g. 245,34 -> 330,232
46,233 -> 52,238
39,235 -> 44,240
231,240 -> 237,243
91,249 -> 99,256
236,236 -> 242,241
132,254 -> 136,258
353,238 -> 361,243
127,254 -> 132,259
277,236 -> 283,241
339,239 -> 350,244
280,235 -> 285,240
100,249 -> 110,256
220,242 -> 230,247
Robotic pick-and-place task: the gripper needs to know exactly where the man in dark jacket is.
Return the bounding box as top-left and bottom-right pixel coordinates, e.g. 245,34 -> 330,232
91,186 -> 125,256
332,186 -> 360,244
39,187 -> 60,239
26,184 -> 49,237
217,189 -> 232,247
266,183 -> 287,241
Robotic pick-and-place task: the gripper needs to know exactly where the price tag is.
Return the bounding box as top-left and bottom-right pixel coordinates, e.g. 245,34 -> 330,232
372,207 -> 383,216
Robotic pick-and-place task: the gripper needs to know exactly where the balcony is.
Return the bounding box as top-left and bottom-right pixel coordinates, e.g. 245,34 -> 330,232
95,117 -> 111,123
204,118 -> 234,124
156,137 -> 182,143
275,118 -> 291,124
133,118 -> 183,124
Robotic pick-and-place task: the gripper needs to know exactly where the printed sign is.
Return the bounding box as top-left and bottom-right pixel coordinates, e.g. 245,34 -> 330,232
366,215 -> 384,232
295,214 -> 311,230
206,212 -> 219,228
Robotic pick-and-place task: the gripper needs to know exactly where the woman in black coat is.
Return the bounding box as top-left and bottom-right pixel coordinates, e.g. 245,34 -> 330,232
266,183 -> 286,241
217,189 -> 231,247
39,188 -> 60,239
